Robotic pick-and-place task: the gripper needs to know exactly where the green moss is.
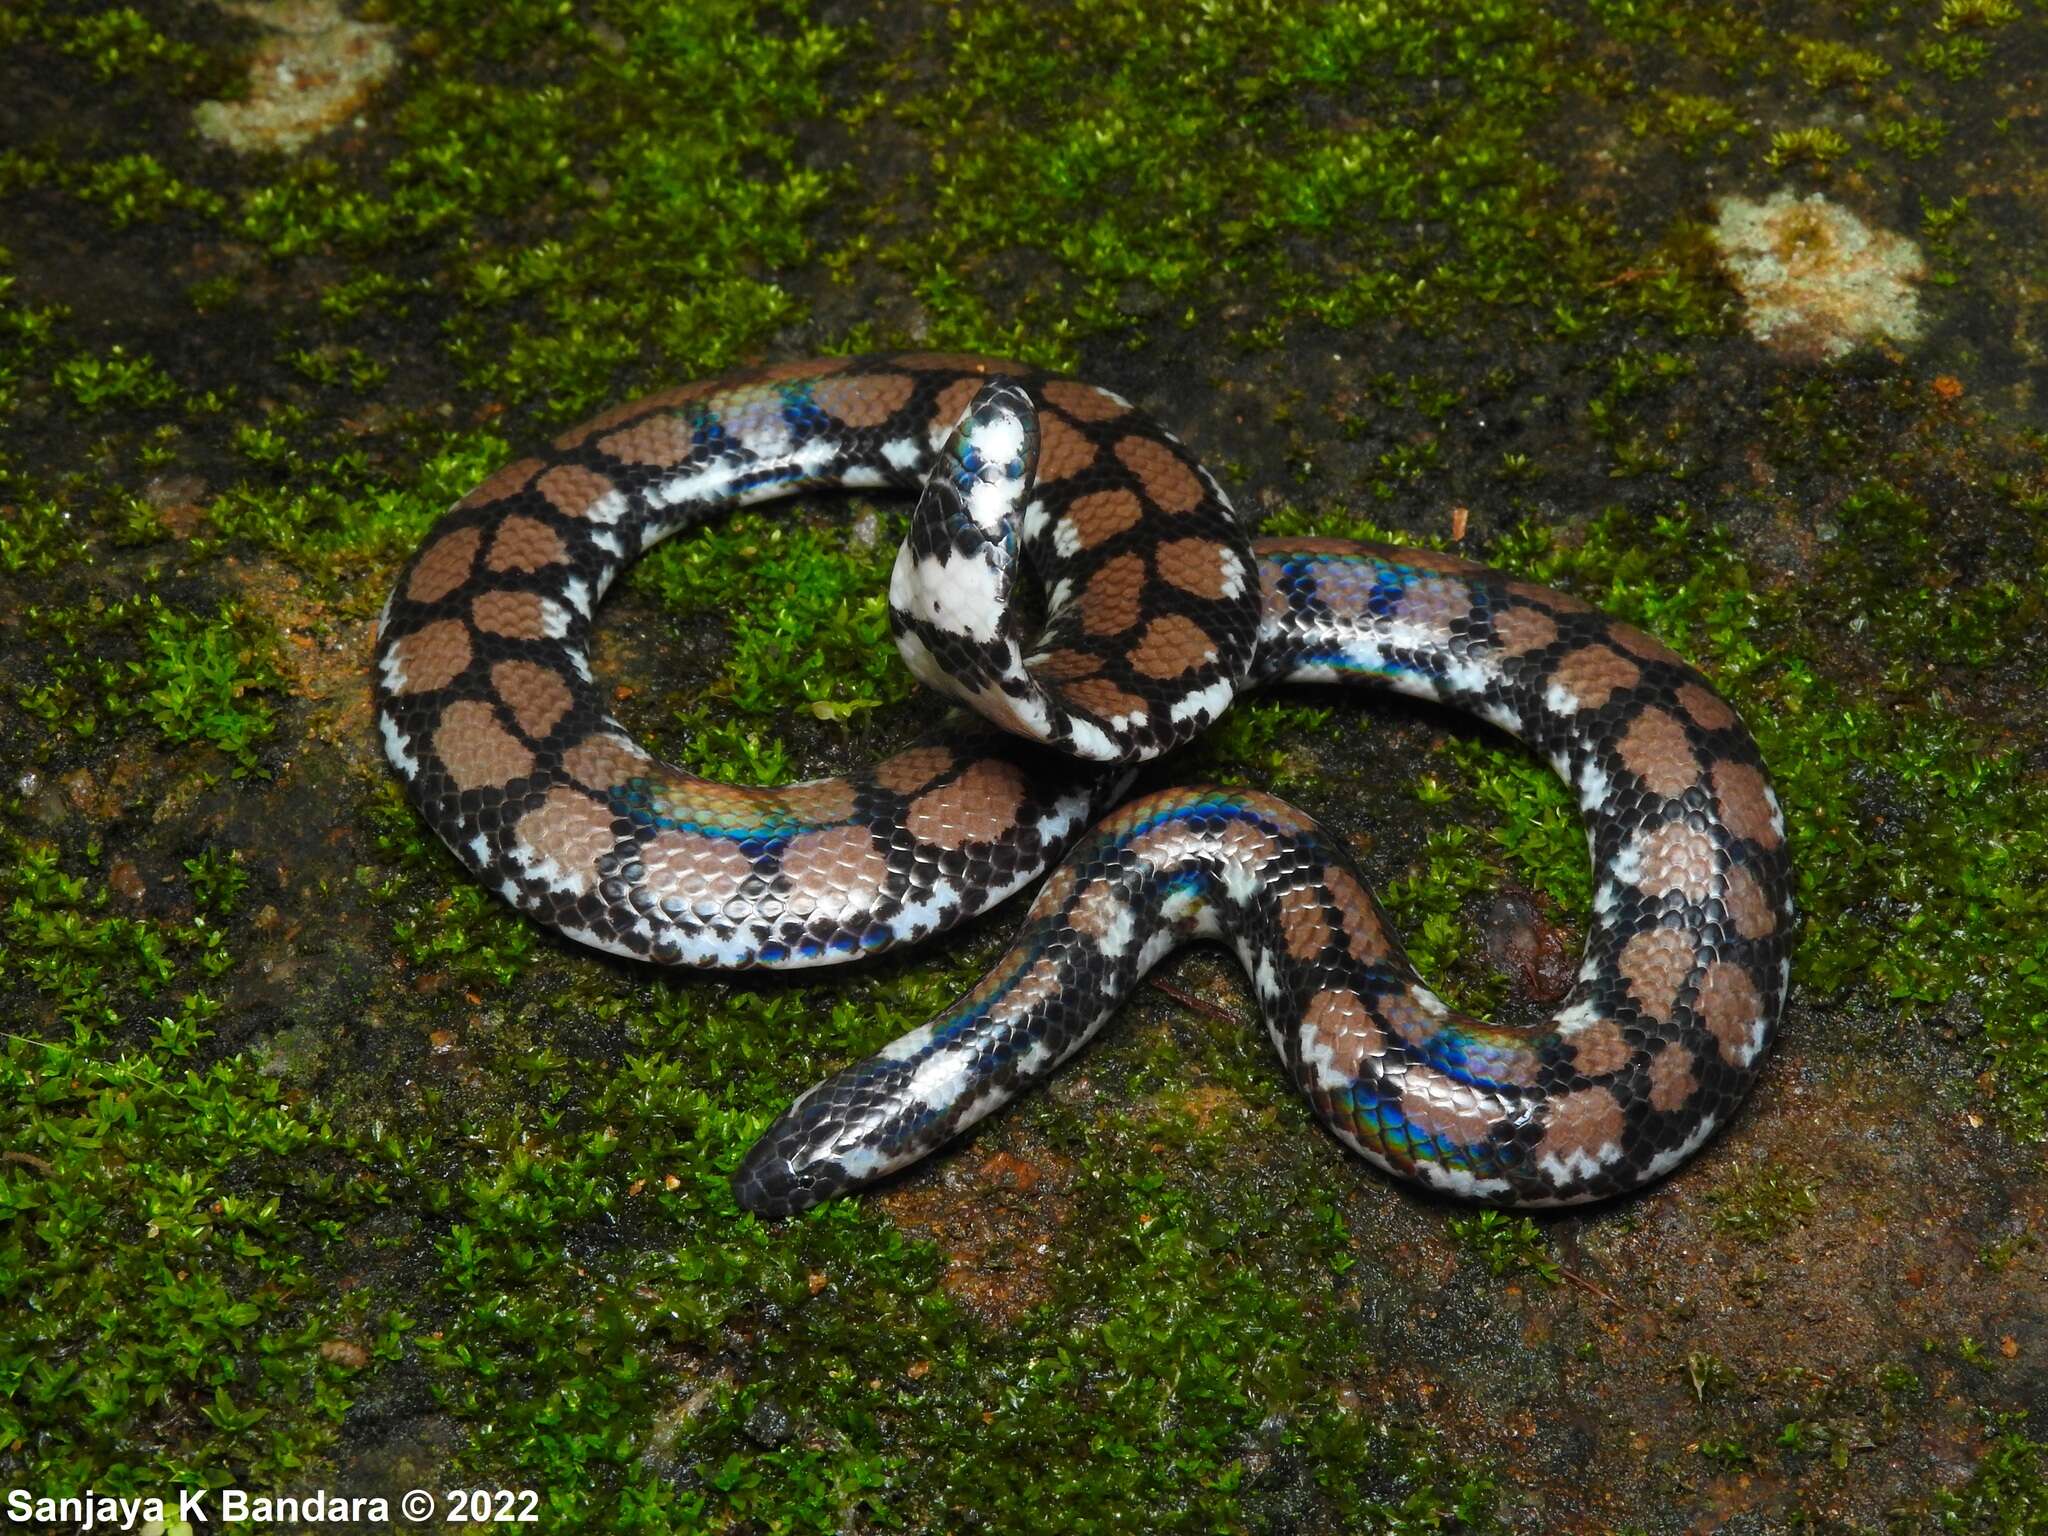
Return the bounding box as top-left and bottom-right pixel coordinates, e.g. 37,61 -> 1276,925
0,498 -> 87,577
1791,37 -> 1890,90
68,151 -> 226,229
0,821 -> 396,1490
2,0 -> 2043,1523
1448,1210 -> 1561,1286
15,594 -> 282,776
52,346 -> 178,413
1936,1417 -> 2047,1533
629,506 -> 911,781
1706,1160 -> 1819,1244
1765,125 -> 1852,172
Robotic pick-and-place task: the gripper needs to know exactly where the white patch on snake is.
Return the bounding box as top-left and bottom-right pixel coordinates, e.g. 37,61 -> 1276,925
1215,547 -> 1246,598
1643,1113 -> 1718,1181
1063,717 -> 1119,760
1194,461 -> 1236,516
537,597 -> 572,638
379,712 -> 418,778
834,1140 -> 898,1184
736,439 -> 837,502
1021,498 -> 1049,544
1578,954 -> 1603,983
1254,950 -> 1281,1001
1478,701 -> 1523,736
1577,758 -> 1611,812
1535,1138 -> 1622,1187
511,849 -> 590,897
891,608 -> 943,688
1544,680 -> 1583,716
664,927 -> 771,968
1168,677 -> 1233,726
1438,655 -> 1489,698
567,650 -> 593,682
1400,674 -> 1443,702
905,1040 -> 982,1119
652,460 -> 742,507
1547,747 -> 1574,781
841,465 -> 889,488
874,1025 -> 938,1064
561,576 -> 592,617
1766,784 -> 1786,839
1047,576 -> 1074,614
1778,955 -> 1793,995
734,411 -> 793,458
590,530 -> 623,559
1730,1009 -> 1771,1068
908,551 -> 1004,643
1097,387 -> 1133,410
1299,1020 -> 1354,1092
1051,517 -> 1083,559
989,682 -> 1051,738
468,833 -> 490,866
881,436 -> 923,472
1135,928 -> 1179,973
548,919 -> 647,964
1029,794 -> 1091,844
375,590 -> 395,640
376,650 -> 409,696
1593,879 -> 1622,918
889,887 -> 959,943
1220,856 -> 1262,907
969,411 -> 1027,478
1411,986 -> 1450,1017
584,489 -> 627,524
1553,997 -> 1604,1035
1417,1163 -> 1513,1200
1092,903 -> 1136,960
1327,635 -> 1380,673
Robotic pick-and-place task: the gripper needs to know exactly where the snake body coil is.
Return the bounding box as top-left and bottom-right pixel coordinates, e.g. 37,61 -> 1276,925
374,354 -> 1793,1217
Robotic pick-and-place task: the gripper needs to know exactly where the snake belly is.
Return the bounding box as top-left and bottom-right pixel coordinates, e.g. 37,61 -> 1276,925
374,354 -> 1793,1216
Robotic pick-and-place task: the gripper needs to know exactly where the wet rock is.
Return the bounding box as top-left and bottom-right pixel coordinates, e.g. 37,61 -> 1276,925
320,1339 -> 369,1369
105,859 -> 147,903
1482,890 -> 1576,1004
743,1397 -> 793,1448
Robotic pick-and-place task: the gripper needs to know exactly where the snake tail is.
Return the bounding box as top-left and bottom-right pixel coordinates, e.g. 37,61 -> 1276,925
732,542 -> 1794,1215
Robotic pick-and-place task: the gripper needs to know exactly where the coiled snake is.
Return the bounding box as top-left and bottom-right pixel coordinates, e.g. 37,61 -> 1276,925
374,354 -> 1793,1217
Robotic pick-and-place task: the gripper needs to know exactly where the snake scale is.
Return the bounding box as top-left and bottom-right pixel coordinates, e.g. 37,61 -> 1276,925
374,353 -> 1793,1217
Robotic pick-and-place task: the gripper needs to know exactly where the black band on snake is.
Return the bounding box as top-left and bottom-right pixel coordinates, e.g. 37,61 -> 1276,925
373,354 -> 1794,1218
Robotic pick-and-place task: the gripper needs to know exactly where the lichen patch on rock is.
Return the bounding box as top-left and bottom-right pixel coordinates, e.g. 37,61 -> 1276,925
194,0 -> 397,155
1712,189 -> 1927,362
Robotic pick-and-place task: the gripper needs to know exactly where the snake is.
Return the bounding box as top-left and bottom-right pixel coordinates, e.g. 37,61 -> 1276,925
373,353 -> 1794,1218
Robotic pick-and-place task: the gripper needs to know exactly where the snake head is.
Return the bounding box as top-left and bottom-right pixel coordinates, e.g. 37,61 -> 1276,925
889,381 -> 1042,707
935,379 -> 1039,547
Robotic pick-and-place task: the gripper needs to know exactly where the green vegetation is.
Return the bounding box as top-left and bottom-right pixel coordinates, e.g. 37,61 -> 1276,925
630,507 -> 914,781
14,594 -> 282,776
1937,1418 -> 2048,1533
1448,1211 -> 1561,1286
1707,1160 -> 1820,1244
0,0 -> 2042,1526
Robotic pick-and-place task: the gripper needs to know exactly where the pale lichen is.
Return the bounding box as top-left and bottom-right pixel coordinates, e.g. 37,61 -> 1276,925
194,0 -> 397,155
1711,189 -> 1927,362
